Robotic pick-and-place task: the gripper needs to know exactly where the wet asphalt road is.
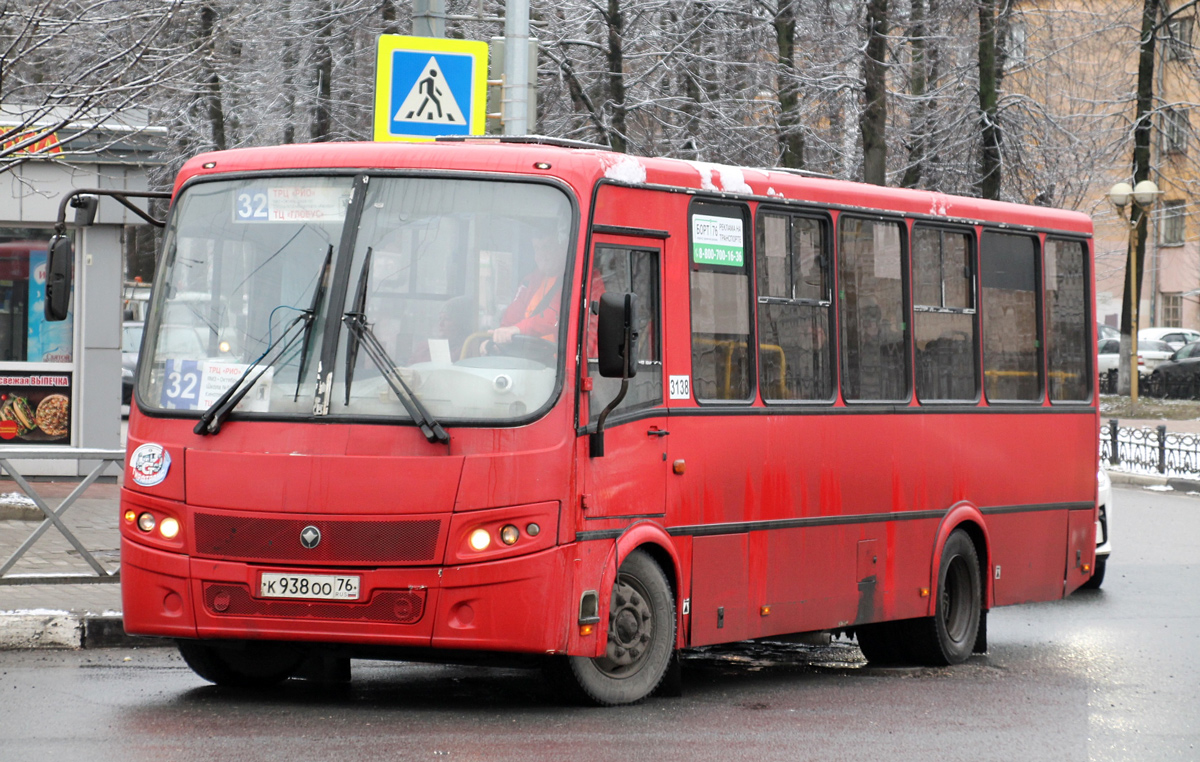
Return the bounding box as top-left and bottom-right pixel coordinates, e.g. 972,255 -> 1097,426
0,485 -> 1196,762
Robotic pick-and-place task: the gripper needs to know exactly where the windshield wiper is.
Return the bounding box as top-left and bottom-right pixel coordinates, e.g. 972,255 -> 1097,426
342,248 -> 449,445
343,247 -> 372,405
193,310 -> 311,436
193,250 -> 333,435
295,245 -> 334,401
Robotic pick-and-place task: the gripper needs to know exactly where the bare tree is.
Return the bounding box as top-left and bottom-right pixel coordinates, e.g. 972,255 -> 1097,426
0,0 -> 196,170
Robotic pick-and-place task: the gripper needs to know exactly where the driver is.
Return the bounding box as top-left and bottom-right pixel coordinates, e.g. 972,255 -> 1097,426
485,219 -> 569,353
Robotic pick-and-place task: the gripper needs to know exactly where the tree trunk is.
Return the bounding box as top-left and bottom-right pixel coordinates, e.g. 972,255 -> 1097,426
901,0 -> 927,188
977,0 -> 1002,200
605,0 -> 627,153
860,0 -> 888,185
1119,0 -> 1160,394
382,0 -> 401,36
199,5 -> 227,152
775,0 -> 805,169
311,11 -> 333,142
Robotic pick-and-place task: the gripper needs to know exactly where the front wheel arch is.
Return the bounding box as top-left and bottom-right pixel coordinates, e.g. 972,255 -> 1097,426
547,548 -> 677,706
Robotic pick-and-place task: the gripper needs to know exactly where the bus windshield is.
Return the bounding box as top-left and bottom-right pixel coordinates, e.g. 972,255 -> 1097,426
138,175 -> 574,424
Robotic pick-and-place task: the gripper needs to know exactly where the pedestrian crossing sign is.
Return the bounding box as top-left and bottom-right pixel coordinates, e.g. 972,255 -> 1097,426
374,35 -> 488,142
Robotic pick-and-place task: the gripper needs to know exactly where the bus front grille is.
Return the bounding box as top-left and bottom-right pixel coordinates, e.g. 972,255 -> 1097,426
203,583 -> 426,624
193,511 -> 444,565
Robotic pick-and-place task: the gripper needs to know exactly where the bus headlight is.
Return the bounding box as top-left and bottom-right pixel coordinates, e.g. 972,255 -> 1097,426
159,517 -> 180,539
137,512 -> 156,532
468,528 -> 491,551
446,501 -> 559,564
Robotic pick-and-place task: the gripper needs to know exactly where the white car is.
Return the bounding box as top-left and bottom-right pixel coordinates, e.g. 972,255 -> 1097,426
1138,327 -> 1200,351
1097,338 -> 1175,382
1083,469 -> 1113,589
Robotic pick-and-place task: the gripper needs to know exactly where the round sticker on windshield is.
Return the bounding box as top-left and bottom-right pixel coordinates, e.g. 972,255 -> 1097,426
130,443 -> 171,487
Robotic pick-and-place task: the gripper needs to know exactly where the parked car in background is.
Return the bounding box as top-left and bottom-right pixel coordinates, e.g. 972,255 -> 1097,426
1097,338 -> 1175,391
1098,322 -> 1120,341
1146,341 -> 1200,398
1137,327 -> 1200,351
1082,469 -> 1112,589
123,321 -> 214,409
121,321 -> 143,407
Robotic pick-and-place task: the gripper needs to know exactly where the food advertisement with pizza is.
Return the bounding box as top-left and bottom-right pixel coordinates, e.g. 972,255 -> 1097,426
0,372 -> 71,444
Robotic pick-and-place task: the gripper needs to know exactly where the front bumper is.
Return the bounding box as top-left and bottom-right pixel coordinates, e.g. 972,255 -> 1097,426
121,536 -> 572,654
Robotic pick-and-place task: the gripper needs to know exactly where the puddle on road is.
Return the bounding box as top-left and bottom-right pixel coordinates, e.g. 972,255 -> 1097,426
681,636 -> 868,672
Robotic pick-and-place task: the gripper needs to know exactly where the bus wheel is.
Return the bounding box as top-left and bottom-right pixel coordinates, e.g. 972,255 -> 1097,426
556,549 -> 676,706
909,530 -> 982,666
176,640 -> 304,688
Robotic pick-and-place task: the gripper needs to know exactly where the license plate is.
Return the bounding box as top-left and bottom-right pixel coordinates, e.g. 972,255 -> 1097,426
260,573 -> 360,601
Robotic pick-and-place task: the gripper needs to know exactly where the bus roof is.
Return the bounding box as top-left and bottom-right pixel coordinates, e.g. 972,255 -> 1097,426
176,140 -> 1093,236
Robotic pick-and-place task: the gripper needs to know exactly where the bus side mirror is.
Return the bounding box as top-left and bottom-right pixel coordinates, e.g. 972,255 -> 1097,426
590,292 -> 638,458
71,194 -> 99,226
45,235 -> 73,322
597,292 -> 638,379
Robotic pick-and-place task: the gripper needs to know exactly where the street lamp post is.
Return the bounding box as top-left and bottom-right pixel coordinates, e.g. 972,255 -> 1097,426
1109,179 -> 1160,405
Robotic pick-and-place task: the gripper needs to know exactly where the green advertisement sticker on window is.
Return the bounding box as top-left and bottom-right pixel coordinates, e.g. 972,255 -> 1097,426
691,213 -> 744,267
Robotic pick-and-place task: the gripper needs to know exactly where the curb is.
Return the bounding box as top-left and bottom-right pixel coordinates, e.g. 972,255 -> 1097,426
1105,469 -> 1200,492
0,612 -> 167,650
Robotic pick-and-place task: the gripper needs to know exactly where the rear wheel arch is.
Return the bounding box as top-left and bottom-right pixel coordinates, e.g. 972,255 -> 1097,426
931,504 -> 991,609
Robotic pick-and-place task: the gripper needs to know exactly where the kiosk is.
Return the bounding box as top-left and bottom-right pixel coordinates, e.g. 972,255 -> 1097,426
0,105 -> 165,475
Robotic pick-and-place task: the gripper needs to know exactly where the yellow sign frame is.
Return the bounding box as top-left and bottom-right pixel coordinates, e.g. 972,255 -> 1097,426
373,35 -> 489,143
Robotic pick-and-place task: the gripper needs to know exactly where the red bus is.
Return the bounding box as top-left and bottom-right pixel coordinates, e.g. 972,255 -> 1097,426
113,139 -> 1098,705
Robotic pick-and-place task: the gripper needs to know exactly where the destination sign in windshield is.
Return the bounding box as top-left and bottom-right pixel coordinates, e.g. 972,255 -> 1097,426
233,185 -> 349,223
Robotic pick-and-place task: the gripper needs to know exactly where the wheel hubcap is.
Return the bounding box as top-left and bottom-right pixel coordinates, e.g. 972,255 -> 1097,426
597,575 -> 654,675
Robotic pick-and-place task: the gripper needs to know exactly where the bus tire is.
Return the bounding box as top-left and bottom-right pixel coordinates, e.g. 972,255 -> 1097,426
553,549 -> 676,706
176,640 -> 304,688
909,529 -> 982,666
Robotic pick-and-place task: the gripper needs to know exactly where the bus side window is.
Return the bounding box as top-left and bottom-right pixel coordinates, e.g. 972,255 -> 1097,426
755,211 -> 833,401
839,217 -> 908,401
690,202 -> 753,402
981,232 -> 1041,401
1045,238 -> 1089,402
587,245 -> 662,422
912,226 -> 977,401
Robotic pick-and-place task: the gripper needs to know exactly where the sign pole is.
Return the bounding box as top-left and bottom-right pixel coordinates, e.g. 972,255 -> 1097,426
502,0 -> 530,136
413,0 -> 445,38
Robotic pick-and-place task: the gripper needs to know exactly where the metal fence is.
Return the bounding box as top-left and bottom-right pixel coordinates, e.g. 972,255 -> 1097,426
1100,419 -> 1200,478
0,448 -> 124,585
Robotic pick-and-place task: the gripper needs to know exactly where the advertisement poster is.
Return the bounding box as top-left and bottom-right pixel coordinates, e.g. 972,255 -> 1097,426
26,250 -> 74,363
0,372 -> 72,444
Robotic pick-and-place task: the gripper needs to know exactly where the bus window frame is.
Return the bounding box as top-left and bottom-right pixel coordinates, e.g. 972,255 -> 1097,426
836,212 -> 913,406
687,197 -> 757,406
753,204 -> 837,406
584,241 -> 666,426
979,228 -> 1046,406
1043,234 -> 1094,405
135,168 -> 583,430
909,222 -> 982,406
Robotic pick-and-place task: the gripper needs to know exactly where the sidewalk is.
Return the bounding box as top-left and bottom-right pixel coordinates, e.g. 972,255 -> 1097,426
0,479 -> 151,648
1114,417 -> 1200,434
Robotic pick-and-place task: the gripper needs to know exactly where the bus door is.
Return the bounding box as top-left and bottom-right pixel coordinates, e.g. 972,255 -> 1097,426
580,239 -> 668,520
